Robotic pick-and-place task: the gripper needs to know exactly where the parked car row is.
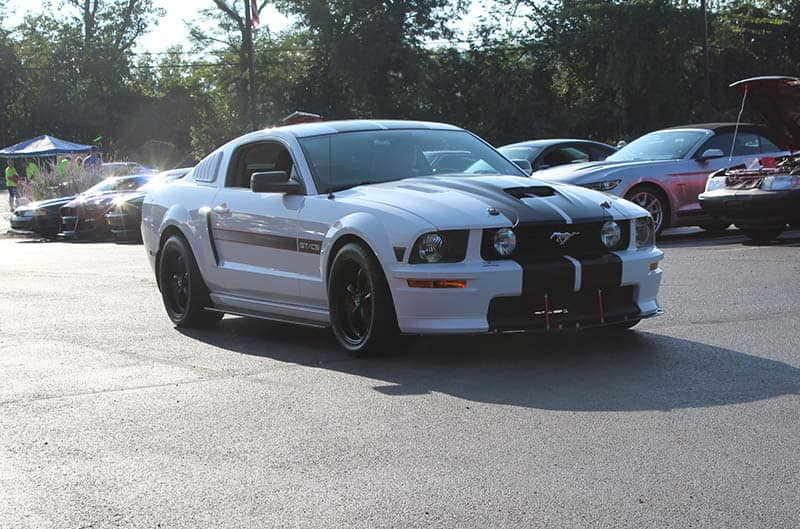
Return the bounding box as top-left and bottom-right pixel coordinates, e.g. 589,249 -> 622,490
10,167 -> 191,242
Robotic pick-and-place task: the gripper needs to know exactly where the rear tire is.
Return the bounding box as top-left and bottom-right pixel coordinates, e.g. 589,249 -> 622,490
328,242 -> 398,356
158,234 -> 222,328
625,185 -> 670,236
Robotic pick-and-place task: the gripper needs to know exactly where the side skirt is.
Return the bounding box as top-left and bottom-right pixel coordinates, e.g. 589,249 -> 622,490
209,292 -> 331,328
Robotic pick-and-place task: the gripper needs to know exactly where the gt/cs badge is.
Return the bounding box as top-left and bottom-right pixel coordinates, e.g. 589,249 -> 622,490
550,231 -> 580,246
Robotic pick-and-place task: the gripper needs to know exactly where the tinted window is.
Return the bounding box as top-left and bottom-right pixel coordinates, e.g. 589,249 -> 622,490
608,130 -> 707,161
300,130 -> 523,194
589,145 -> 615,160
499,146 -> 543,162
541,146 -> 591,167
228,142 -> 296,189
699,132 -> 780,157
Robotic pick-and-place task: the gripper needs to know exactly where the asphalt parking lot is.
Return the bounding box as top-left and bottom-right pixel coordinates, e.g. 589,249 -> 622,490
1,228 -> 799,528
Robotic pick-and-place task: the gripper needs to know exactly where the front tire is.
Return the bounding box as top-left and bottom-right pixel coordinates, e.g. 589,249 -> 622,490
158,234 -> 222,328
625,185 -> 669,236
328,243 -> 398,356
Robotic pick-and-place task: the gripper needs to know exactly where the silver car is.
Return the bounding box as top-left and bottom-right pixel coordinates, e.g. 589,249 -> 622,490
532,123 -> 788,234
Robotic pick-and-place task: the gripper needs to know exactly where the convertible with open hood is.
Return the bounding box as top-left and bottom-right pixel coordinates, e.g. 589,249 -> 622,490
699,76 -> 800,240
142,120 -> 663,355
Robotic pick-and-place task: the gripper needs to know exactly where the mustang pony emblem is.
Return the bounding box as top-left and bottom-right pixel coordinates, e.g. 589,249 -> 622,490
550,231 -> 580,246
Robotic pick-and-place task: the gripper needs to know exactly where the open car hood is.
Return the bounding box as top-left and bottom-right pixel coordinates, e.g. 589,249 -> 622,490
731,76 -> 800,152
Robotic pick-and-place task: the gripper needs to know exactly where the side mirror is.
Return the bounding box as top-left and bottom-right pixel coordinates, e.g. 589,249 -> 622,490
251,171 -> 301,194
698,148 -> 724,161
511,159 -> 533,175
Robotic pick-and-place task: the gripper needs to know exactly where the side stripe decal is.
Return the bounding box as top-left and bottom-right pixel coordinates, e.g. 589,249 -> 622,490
214,227 -> 322,255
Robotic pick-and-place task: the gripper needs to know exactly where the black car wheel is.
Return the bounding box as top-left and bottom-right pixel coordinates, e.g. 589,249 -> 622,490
625,185 -> 669,235
158,234 -> 222,327
329,243 -> 398,356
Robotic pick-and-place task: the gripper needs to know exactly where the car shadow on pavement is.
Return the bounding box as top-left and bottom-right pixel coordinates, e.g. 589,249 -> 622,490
180,318 -> 800,413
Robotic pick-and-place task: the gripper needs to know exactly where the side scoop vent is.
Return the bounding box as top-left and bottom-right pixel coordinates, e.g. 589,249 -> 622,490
505,186 -> 556,199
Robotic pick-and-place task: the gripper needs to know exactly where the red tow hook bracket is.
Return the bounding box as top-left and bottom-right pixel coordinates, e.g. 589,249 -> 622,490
544,293 -> 551,331
597,289 -> 605,324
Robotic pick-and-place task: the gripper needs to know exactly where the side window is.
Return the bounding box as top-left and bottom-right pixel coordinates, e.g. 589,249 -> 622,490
542,146 -> 590,168
757,135 -> 781,153
732,133 -> 762,156
699,133 -> 733,157
589,145 -> 614,160
227,141 -> 297,189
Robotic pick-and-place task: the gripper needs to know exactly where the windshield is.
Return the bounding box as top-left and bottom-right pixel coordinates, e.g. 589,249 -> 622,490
607,130 -> 707,162
84,175 -> 151,195
499,146 -> 543,161
138,169 -> 188,191
299,129 -> 524,193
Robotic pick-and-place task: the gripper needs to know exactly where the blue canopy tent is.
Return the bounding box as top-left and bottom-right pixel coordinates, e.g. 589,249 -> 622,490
0,135 -> 92,159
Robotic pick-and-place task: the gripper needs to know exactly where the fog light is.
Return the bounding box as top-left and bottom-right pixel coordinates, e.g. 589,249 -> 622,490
649,262 -> 659,271
407,279 -> 467,289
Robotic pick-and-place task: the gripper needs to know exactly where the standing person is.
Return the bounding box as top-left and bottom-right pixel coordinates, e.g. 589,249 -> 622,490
56,155 -> 72,180
25,159 -> 41,182
5,159 -> 21,210
83,146 -> 101,171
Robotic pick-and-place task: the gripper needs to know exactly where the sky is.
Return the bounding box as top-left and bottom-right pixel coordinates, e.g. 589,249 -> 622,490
4,0 -> 504,53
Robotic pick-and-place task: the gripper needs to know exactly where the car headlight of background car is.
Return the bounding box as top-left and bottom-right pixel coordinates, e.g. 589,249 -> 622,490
761,174 -> 800,191
409,230 -> 469,264
705,176 -> 727,192
634,216 -> 655,248
583,179 -> 622,192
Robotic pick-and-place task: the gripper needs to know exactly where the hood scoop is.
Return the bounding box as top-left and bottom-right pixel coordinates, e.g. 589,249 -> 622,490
505,186 -> 556,199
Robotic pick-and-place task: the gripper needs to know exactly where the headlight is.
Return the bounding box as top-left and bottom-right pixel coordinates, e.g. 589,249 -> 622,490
761,175 -> 800,191
584,179 -> 622,192
705,176 -> 727,192
418,233 -> 444,263
409,231 -> 469,264
493,228 -> 517,257
634,217 -> 655,248
600,220 -> 622,249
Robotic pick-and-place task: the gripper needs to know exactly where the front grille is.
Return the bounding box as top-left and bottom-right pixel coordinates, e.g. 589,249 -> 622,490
488,285 -> 639,331
482,220 -> 630,261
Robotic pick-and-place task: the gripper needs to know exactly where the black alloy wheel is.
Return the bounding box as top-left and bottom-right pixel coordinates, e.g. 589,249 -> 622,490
158,234 -> 222,327
329,243 -> 397,356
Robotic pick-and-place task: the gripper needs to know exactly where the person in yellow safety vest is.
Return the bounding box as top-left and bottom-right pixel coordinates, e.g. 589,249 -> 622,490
5,159 -> 21,210
25,159 -> 41,182
56,156 -> 72,180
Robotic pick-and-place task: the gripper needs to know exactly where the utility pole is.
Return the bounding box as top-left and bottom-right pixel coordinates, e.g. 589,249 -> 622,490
244,0 -> 257,130
701,0 -> 711,120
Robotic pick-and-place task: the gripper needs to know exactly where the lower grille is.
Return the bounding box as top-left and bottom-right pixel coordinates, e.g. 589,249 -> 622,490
488,286 -> 639,331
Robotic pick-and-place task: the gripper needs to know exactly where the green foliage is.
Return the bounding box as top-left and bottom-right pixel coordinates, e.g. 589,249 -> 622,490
1,0 -> 798,163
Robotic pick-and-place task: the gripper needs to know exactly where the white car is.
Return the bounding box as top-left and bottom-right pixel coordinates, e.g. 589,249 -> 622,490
142,120 -> 664,355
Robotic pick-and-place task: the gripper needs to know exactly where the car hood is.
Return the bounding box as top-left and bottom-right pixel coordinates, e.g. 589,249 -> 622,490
731,76 -> 800,152
531,159 -> 679,185
19,196 -> 76,212
337,174 -> 646,229
64,190 -> 140,209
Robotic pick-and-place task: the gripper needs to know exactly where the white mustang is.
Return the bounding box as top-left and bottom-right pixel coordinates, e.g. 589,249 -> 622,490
142,120 -> 664,355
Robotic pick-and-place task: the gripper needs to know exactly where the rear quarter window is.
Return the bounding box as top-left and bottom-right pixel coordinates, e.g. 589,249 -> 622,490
194,152 -> 222,183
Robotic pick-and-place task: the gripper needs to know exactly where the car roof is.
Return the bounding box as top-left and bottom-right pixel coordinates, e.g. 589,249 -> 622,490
665,122 -> 769,133
268,119 -> 463,138
500,139 -> 615,149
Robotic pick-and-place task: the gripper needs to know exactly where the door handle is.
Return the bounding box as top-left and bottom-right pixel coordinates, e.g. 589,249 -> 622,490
212,204 -> 231,216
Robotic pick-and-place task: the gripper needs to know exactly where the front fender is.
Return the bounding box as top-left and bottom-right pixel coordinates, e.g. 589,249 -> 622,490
320,212 -> 396,288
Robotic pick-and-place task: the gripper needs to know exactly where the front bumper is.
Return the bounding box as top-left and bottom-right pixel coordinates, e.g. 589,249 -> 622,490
10,214 -> 61,238
105,209 -> 142,241
389,247 -> 663,334
699,188 -> 800,227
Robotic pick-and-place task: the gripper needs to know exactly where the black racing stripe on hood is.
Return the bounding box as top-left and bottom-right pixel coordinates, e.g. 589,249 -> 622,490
428,176 -> 613,224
